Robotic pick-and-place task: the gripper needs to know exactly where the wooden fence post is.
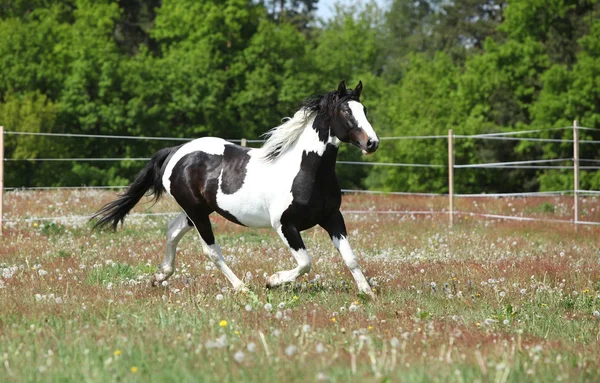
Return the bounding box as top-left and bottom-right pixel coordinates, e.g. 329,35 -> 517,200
0,125 -> 4,236
573,120 -> 579,226
448,129 -> 454,228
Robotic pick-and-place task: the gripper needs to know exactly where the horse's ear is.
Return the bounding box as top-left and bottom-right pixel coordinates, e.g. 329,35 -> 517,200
337,80 -> 347,95
354,81 -> 363,99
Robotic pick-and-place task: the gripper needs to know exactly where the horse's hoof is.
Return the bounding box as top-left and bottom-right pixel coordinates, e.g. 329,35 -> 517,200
150,273 -> 167,287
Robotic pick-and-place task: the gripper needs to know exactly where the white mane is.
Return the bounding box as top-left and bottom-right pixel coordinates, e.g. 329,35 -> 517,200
257,108 -> 316,162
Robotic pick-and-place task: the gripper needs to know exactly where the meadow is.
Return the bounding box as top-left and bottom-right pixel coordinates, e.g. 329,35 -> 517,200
1,190 -> 600,382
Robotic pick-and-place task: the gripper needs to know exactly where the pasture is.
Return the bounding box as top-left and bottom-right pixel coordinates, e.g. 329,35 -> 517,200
1,190 -> 600,382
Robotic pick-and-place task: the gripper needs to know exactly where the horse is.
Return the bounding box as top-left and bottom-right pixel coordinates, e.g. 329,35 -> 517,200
91,80 -> 379,298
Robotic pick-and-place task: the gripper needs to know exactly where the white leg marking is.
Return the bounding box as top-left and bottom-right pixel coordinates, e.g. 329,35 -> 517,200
267,228 -> 312,288
153,213 -> 192,284
202,242 -> 245,291
333,236 -> 374,297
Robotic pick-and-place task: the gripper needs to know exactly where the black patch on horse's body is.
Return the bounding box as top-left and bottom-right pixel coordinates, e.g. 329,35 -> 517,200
220,145 -> 251,195
168,149 -> 246,226
280,144 -> 341,250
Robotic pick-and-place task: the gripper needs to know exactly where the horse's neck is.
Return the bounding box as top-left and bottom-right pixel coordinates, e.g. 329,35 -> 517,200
282,116 -> 339,169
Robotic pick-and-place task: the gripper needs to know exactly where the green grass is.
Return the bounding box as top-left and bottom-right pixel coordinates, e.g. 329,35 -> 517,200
1,192 -> 600,382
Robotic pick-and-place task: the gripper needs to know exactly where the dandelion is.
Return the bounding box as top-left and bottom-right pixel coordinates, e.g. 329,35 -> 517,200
593,311 -> 600,318
285,345 -> 297,356
130,366 -> 138,373
499,291 -> 506,297
219,320 -> 228,327
368,326 -> 373,330
503,319 -> 510,325
233,350 -> 245,363
349,303 -> 358,312
247,342 -> 256,352
278,302 -> 285,309
114,350 -> 122,356
245,304 -> 252,312
264,303 -> 273,311
293,296 -> 298,300
331,317 -> 336,323
316,372 -> 328,381
38,270 -> 48,276
302,324 -> 311,333
390,337 -> 400,348
316,343 -> 326,353
275,311 -> 283,320
520,289 -> 527,295
216,294 -> 224,301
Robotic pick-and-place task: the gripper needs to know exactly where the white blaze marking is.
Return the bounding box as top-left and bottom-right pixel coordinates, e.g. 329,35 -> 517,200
348,101 -> 378,141
162,137 -> 228,196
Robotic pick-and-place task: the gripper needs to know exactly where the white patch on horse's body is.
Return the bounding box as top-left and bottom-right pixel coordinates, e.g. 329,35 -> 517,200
215,112 -> 321,227
162,137 -> 228,196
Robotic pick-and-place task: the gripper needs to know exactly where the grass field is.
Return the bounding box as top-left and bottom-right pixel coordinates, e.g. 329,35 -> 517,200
1,190 -> 600,382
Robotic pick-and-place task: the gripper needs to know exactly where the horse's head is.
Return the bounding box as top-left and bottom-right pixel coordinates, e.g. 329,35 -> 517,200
330,80 -> 379,155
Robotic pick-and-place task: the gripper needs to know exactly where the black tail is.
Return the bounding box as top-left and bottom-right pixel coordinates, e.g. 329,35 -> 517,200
90,146 -> 177,231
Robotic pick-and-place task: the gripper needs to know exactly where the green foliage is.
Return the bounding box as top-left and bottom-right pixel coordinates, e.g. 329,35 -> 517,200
0,0 -> 599,193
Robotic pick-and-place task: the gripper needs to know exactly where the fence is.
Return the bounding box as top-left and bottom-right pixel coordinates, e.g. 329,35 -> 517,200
1,121 -> 599,235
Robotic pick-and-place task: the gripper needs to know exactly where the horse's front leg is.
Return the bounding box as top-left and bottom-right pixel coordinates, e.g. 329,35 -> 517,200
266,224 -> 311,288
321,210 -> 375,299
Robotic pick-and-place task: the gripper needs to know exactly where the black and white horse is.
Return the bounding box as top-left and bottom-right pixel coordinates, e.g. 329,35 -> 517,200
92,81 -> 379,298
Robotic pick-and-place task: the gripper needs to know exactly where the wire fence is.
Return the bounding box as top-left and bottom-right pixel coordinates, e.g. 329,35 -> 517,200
1,122 -> 600,230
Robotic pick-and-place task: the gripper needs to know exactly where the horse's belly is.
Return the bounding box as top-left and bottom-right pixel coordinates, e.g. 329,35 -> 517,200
216,191 -> 272,228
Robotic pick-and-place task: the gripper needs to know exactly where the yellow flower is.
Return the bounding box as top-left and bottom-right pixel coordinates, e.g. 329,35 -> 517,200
33,223 -> 38,227
293,295 -> 298,300
234,330 -> 239,335
368,326 -> 373,330
541,303 -> 547,307
219,320 -> 228,327
130,366 -> 138,373
114,350 -> 121,356
476,322 -> 481,327
583,289 -> 589,294
331,317 -> 336,323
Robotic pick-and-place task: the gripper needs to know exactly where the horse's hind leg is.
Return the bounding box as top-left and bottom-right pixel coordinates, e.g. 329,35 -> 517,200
152,213 -> 193,286
188,212 -> 246,291
266,224 -> 311,288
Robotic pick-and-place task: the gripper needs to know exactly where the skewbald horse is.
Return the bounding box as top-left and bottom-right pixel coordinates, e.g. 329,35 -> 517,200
92,81 -> 380,298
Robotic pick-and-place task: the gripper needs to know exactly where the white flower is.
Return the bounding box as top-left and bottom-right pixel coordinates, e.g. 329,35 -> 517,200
593,310 -> 600,318
520,289 -> 527,295
302,324 -> 311,333
245,304 -> 252,312
216,294 -> 224,301
278,302 -> 285,309
285,345 -> 297,356
35,294 -> 44,302
264,303 -> 273,311
106,282 -> 114,290
503,319 -> 509,325
315,343 -> 326,353
275,311 -> 283,320
247,342 -> 256,353
233,350 -> 245,363
390,337 -> 401,348
161,281 -> 168,287
499,291 -> 506,297
38,269 -> 48,277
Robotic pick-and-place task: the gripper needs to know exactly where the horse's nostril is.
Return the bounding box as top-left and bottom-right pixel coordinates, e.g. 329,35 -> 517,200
366,139 -> 379,152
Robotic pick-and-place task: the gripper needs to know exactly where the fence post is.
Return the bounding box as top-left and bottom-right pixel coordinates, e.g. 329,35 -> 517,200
573,120 -> 579,226
241,138 -> 247,147
0,125 -> 4,236
448,129 -> 454,228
